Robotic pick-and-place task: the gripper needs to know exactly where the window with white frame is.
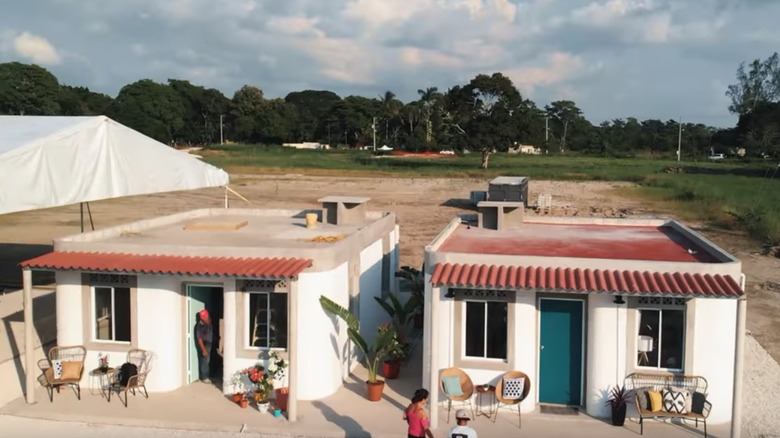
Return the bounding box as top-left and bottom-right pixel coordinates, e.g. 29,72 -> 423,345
636,297 -> 686,370
93,286 -> 131,342
248,292 -> 287,349
461,289 -> 509,360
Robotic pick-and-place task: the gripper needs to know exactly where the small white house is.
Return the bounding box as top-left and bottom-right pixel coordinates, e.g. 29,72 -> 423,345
21,196 -> 398,420
422,204 -> 745,428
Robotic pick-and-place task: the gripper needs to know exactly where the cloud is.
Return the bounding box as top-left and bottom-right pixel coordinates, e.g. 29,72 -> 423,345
505,52 -> 596,96
12,31 -> 61,64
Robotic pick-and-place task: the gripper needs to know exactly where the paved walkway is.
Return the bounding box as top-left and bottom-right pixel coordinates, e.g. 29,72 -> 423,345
0,350 -> 731,438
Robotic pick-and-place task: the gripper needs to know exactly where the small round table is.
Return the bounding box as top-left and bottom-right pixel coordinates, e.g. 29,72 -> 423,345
475,384 -> 496,419
89,367 -> 115,398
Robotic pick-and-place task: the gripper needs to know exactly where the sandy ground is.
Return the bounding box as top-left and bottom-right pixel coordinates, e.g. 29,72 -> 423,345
1,174 -> 779,364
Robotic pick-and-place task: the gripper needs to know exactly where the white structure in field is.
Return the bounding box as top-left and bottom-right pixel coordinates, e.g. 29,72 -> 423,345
422,203 -> 745,429
21,197 -> 399,421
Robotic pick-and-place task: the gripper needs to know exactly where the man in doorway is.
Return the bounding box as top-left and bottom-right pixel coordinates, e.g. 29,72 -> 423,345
448,409 -> 477,438
196,309 -> 213,383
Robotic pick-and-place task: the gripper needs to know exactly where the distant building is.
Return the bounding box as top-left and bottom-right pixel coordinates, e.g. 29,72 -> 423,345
508,144 -> 542,155
283,142 -> 328,150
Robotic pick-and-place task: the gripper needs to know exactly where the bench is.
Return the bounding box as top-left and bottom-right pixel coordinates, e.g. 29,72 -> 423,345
627,372 -> 712,437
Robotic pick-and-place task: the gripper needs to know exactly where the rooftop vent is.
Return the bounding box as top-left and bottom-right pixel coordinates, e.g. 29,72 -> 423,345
477,201 -> 524,230
318,196 -> 370,225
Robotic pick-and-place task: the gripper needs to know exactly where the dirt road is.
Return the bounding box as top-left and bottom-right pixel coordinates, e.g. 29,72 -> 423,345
1,175 -> 779,362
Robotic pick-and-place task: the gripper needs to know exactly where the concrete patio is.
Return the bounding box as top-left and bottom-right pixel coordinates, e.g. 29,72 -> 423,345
0,342 -> 730,438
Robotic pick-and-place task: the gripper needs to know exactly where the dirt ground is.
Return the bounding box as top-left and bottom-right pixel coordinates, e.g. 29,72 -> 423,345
1,174 -> 779,363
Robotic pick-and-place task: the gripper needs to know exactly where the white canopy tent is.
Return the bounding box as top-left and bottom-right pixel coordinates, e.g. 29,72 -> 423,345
0,115 -> 230,405
0,115 -> 229,215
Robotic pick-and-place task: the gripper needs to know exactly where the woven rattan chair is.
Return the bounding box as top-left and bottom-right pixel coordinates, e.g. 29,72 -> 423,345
36,345 -> 87,402
440,367 -> 475,423
493,370 -> 531,427
108,349 -> 154,407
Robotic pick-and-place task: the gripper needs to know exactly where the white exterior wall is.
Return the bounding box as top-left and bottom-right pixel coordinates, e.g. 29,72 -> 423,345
294,262 -> 350,400
585,294 -> 627,418
359,239 -> 384,344
222,280 -> 238,393
134,275 -> 185,392
55,271 -> 83,346
689,298 -> 737,424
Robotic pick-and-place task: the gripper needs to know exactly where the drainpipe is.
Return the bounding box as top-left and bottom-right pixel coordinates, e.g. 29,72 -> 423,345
428,282 -> 439,430
731,274 -> 747,438
23,267 -> 35,404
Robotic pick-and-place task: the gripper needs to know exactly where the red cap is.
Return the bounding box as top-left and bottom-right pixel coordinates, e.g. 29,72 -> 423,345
199,309 -> 210,321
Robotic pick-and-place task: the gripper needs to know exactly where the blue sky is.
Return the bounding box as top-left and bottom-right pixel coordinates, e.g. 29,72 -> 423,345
1,0 -> 779,128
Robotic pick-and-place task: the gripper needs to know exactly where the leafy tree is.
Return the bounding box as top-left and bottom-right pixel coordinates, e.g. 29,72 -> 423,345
57,85 -> 113,116
285,90 -> 341,143
545,100 -> 584,153
0,62 -> 61,115
107,79 -> 186,143
726,53 -> 780,115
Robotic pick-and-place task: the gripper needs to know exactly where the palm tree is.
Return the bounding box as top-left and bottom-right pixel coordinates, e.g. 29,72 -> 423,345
417,87 -> 442,142
379,90 -> 401,144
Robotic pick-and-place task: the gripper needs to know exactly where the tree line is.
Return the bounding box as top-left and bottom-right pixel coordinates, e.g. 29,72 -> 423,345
0,55 -> 778,161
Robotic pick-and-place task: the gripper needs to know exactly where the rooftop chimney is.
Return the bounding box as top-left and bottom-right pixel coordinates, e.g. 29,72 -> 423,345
318,196 -> 371,225
477,201 -> 524,230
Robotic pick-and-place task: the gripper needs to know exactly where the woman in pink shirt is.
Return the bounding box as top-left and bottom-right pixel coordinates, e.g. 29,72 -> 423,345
404,388 -> 435,438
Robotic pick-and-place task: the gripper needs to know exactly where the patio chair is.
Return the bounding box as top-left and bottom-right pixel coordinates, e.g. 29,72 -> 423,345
107,348 -> 154,407
37,345 -> 87,402
440,367 -> 475,423
493,370 -> 531,428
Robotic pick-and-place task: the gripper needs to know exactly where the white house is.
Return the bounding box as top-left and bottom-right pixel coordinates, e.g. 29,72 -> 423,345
21,196 -> 398,420
422,203 -> 745,428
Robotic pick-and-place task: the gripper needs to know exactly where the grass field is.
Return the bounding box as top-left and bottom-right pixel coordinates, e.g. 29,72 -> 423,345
201,145 -> 780,247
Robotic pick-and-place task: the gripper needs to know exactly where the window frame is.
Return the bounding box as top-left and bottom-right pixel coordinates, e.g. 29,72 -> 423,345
91,285 -> 132,343
463,300 -> 509,360
634,298 -> 687,372
452,288 -> 514,372
81,273 -> 138,352
245,290 -> 288,351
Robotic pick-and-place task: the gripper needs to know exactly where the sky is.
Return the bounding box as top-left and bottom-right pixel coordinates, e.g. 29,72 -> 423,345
1,0 -> 779,128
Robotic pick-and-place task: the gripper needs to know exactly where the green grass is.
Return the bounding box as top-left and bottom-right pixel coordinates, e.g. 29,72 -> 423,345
202,145 -> 780,247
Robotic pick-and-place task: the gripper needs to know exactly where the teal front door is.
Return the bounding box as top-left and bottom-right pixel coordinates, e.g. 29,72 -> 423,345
186,285 -> 220,383
539,298 -> 584,405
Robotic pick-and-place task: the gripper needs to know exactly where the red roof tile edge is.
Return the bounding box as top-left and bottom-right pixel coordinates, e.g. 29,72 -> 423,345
20,251 -> 313,279
430,263 -> 743,297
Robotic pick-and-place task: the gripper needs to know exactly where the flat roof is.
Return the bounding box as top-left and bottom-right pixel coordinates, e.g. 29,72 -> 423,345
56,208 -> 388,254
436,222 -> 721,263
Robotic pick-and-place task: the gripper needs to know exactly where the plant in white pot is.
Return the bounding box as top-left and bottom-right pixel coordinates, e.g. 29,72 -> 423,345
319,295 -> 398,401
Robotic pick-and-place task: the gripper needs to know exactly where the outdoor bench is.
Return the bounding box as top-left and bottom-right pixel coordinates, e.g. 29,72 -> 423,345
627,372 -> 712,437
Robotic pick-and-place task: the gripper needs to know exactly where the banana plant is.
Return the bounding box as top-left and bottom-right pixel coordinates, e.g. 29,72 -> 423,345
319,295 -> 398,383
374,292 -> 421,342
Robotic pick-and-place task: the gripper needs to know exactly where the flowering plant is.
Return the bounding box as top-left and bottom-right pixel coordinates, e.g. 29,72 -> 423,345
98,353 -> 110,370
242,350 -> 288,395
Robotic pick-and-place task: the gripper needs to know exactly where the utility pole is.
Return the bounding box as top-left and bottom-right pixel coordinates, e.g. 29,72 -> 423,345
327,123 -> 331,147
373,117 -> 377,152
545,117 -> 549,142
677,117 -> 682,162
219,115 -> 224,145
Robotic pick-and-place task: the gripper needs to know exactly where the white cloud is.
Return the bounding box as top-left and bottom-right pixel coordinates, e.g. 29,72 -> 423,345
293,36 -> 376,84
130,43 -> 146,56
398,47 -> 464,69
268,16 -> 325,38
505,52 -> 594,96
12,32 -> 61,64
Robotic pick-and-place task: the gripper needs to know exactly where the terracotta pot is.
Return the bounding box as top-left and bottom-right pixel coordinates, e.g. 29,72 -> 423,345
366,380 -> 385,402
239,399 -> 248,409
382,360 -> 401,380
275,387 -> 289,412
231,393 -> 243,403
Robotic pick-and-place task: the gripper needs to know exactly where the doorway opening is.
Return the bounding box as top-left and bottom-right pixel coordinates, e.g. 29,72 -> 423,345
186,284 -> 224,384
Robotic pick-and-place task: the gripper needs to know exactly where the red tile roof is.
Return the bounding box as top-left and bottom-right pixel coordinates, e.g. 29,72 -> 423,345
20,251 -> 312,279
430,263 -> 743,297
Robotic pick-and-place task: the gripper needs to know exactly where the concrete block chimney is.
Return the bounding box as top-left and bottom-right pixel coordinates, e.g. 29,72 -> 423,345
477,201 -> 524,230
318,196 -> 371,225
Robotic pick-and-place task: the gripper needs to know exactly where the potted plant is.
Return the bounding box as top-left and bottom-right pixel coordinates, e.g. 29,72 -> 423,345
379,322 -> 405,380
374,291 -> 421,344
242,363 -> 271,405
605,385 -> 632,426
264,349 -> 289,412
229,371 -> 245,404
320,295 -> 398,401
238,395 -> 249,409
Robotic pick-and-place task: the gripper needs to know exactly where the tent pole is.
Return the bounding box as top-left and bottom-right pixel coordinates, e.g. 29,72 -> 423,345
86,202 -> 95,231
224,187 -> 229,209
23,268 -> 35,404
80,202 -> 84,233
